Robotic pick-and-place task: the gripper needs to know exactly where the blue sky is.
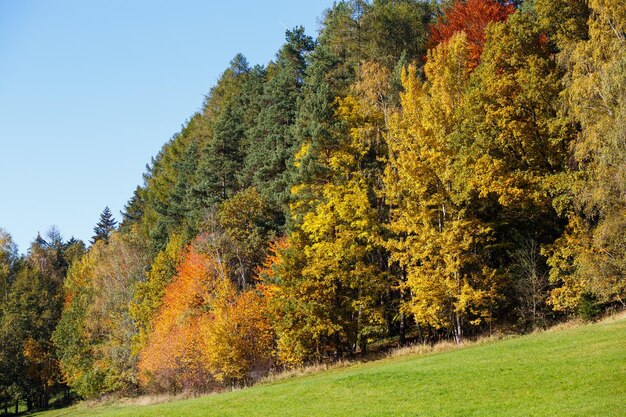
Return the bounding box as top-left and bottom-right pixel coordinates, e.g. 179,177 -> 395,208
0,0 -> 334,253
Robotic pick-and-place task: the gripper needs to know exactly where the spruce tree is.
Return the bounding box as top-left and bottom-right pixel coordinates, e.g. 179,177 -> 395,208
91,207 -> 117,245
242,27 -> 314,212
189,55 -> 253,221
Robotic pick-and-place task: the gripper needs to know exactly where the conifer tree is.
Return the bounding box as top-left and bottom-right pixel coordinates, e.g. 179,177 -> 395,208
91,207 -> 117,245
242,27 -> 314,212
189,55 -> 253,219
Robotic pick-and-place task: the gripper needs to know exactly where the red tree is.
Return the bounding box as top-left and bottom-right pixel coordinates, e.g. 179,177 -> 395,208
429,0 -> 514,69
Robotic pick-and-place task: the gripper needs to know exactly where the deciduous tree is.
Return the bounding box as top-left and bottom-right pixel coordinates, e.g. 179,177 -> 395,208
429,0 -> 514,69
384,34 -> 500,342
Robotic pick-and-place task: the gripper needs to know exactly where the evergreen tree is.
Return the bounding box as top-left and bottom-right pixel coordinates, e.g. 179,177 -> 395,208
242,27 -> 314,213
189,55 -> 253,222
194,102 -> 246,205
149,115 -> 206,245
119,186 -> 146,233
91,207 -> 118,245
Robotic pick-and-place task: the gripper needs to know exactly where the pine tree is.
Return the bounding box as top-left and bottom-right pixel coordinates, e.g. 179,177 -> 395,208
188,55 -> 253,220
91,207 -> 117,245
241,27 -> 314,212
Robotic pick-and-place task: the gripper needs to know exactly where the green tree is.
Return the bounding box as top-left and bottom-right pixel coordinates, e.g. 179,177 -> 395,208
242,27 -> 314,212
91,207 -> 117,245
54,230 -> 149,398
216,187 -> 281,289
189,55 -> 254,220
141,113 -> 210,252
0,229 -> 19,411
1,230 -> 82,410
361,0 -> 431,68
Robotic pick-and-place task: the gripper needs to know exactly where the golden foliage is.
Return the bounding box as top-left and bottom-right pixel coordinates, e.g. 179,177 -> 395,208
138,240 -> 274,391
384,34 -> 500,341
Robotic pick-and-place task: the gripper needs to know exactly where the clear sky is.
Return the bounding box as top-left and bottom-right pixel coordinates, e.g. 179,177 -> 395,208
0,0 -> 334,253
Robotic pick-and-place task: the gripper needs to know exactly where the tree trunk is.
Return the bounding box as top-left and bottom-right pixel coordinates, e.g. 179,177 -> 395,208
454,313 -> 463,344
334,333 -> 342,359
359,338 -> 367,354
399,270 -> 408,347
416,322 -> 424,344
399,311 -> 406,347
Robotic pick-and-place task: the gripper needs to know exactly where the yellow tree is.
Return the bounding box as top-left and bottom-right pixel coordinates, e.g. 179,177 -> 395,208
272,61 -> 391,365
276,149 -> 387,363
384,33 -> 499,342
54,230 -> 149,397
202,286 -> 274,385
461,11 -> 573,211
453,9 -> 579,327
537,0 -> 626,312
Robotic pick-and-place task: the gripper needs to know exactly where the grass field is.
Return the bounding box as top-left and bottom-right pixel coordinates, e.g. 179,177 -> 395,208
35,315 -> 626,417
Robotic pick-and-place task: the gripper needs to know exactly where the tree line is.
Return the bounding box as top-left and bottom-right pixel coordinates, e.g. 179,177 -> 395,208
1,0 -> 624,411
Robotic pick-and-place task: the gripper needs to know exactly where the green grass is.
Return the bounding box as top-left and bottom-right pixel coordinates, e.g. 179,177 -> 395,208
35,315 -> 626,417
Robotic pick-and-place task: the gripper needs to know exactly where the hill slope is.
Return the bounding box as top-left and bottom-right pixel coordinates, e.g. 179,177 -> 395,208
37,315 -> 626,417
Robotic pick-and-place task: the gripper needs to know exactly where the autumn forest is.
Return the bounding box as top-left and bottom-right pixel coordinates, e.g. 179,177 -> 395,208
0,0 -> 624,412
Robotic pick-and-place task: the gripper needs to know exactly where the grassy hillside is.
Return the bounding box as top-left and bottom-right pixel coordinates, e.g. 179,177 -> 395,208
36,315 -> 626,417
